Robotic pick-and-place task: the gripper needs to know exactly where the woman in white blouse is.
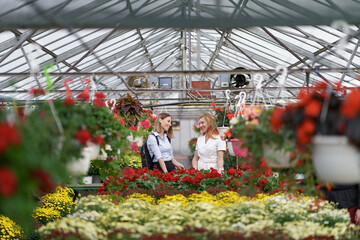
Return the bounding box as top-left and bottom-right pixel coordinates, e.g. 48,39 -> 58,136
192,113 -> 226,173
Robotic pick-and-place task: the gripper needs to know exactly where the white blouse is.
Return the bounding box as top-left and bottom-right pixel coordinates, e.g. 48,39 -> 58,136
195,134 -> 226,170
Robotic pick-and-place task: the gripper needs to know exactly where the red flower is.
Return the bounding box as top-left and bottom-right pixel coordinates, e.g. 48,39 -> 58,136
140,119 -> 151,129
258,178 -> 268,187
227,113 -> 235,120
129,126 -> 138,132
93,134 -> 104,145
95,92 -> 106,99
304,99 -> 322,117
29,87 -> 46,97
0,166 -> 17,197
75,129 -> 92,145
341,88 -> 360,119
130,142 -> 138,152
270,107 -> 285,132
210,102 -> 216,107
63,98 -> 75,105
123,167 -> 136,178
142,175 -> 149,181
0,123 -> 21,154
29,168 -> 55,193
93,98 -> 106,107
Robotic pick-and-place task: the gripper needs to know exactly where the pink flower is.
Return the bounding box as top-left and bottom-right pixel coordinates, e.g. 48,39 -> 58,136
140,119 -> 151,129
130,142 -> 138,152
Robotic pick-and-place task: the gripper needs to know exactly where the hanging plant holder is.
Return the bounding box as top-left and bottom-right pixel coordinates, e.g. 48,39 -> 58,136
263,143 -> 297,168
227,139 -> 247,157
313,135 -> 360,184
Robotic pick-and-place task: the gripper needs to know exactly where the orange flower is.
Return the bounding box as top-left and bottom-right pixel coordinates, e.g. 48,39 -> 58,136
304,99 -> 322,117
341,88 -> 360,119
270,107 -> 285,132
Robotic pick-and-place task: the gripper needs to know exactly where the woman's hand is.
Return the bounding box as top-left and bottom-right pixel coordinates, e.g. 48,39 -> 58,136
176,163 -> 184,168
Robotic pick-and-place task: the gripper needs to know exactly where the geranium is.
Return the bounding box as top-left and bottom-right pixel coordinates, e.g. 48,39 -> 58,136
140,119 -> 151,129
0,166 -> 17,197
211,102 -> 235,127
0,122 -> 21,154
29,87 -> 46,97
75,129 -> 92,145
129,126 -> 138,132
29,168 -> 55,193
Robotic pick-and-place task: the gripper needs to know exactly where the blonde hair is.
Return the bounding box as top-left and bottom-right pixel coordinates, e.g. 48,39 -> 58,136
153,113 -> 174,138
199,113 -> 219,139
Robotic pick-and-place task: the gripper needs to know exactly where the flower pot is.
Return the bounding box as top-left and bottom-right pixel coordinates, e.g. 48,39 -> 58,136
218,127 -> 228,138
312,135 -> 360,183
227,139 -> 247,157
82,176 -> 93,184
67,145 -> 93,177
87,142 -> 100,160
263,143 -> 297,168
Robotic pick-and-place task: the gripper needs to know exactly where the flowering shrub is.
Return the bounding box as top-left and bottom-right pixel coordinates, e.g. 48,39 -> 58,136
0,214 -> 23,239
37,192 -> 360,240
98,166 -> 280,198
33,186 -> 76,225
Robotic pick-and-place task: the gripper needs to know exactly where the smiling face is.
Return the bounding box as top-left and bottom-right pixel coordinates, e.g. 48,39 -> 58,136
198,117 -> 209,134
160,116 -> 172,132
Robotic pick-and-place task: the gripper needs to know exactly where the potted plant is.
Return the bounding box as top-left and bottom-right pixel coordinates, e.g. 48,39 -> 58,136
210,102 -> 235,136
271,83 -> 360,183
115,93 -> 145,127
229,105 -> 305,168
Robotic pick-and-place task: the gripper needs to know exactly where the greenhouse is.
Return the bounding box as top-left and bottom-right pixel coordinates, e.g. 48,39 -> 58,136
1,0 -> 360,239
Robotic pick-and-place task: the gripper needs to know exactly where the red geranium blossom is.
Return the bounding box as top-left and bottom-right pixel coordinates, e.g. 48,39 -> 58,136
129,126 -> 138,132
0,122 -> 21,154
29,168 -> 55,193
75,129 -> 92,145
63,98 -> 75,105
93,134 -> 104,145
29,87 -> 46,97
0,166 -> 17,197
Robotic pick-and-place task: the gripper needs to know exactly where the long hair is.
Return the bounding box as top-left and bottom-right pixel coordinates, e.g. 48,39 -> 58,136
153,113 -> 174,138
199,113 -> 219,139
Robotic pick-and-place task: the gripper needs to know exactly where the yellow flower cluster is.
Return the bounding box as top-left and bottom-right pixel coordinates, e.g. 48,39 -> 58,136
33,186 -> 76,225
38,192 -> 358,240
0,215 -> 23,240
121,152 -> 141,169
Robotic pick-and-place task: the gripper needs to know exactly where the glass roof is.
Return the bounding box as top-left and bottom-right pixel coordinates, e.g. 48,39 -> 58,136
0,0 -> 359,118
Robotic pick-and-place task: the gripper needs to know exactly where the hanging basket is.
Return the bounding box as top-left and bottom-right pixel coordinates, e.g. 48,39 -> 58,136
312,135 -> 360,184
218,127 -> 228,138
87,142 -> 100,160
263,143 -> 297,168
67,143 -> 99,177
227,139 -> 247,157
